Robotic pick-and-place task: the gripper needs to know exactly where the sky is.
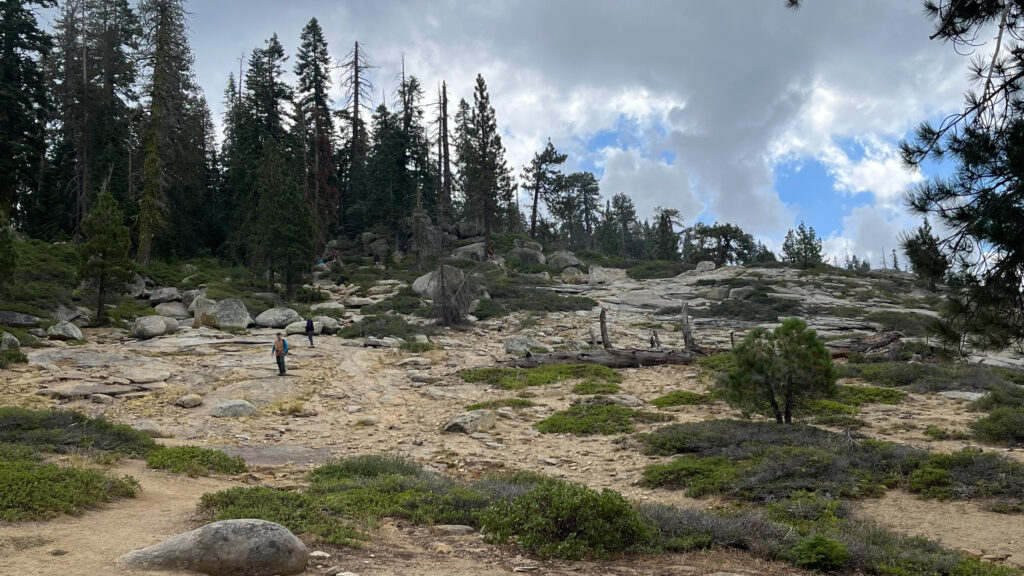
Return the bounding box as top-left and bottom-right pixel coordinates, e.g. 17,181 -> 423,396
182,0 -> 981,265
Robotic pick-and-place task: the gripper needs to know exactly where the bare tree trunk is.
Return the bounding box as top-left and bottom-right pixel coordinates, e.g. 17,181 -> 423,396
680,301 -> 695,350
600,308 -> 611,350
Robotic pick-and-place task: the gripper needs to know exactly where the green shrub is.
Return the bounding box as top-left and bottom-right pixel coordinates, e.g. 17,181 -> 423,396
650,390 -> 716,407
971,407 -> 1024,445
0,406 -> 157,457
835,385 -> 904,406
973,384 -> 1024,411
105,298 -> 158,325
908,467 -> 954,500
146,446 -> 247,476
481,480 -> 654,560
572,381 -> 620,395
536,404 -> 671,436
362,288 -> 426,315
805,399 -> 859,416
0,349 -> 28,369
308,454 -> 422,481
641,456 -> 740,496
0,456 -> 139,521
198,486 -> 366,546
338,314 -> 434,340
465,398 -> 536,411
639,502 -> 795,557
696,352 -> 738,375
625,260 -> 693,279
864,310 -> 937,337
460,364 -> 621,390
476,278 -> 596,319
787,534 -> 851,571
923,425 -> 971,441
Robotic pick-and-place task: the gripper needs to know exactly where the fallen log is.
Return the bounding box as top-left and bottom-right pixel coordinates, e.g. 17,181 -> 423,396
503,347 -> 705,369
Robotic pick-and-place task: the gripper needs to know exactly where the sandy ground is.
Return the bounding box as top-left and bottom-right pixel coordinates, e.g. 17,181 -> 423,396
1,307 -> 1023,574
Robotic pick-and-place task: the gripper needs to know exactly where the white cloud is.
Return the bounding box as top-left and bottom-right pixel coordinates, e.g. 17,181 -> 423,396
599,148 -> 702,220
820,139 -> 924,204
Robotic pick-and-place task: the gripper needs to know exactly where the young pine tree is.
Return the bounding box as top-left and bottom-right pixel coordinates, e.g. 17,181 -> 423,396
0,211 -> 17,297
781,221 -> 823,269
900,219 -> 949,291
80,190 -> 134,325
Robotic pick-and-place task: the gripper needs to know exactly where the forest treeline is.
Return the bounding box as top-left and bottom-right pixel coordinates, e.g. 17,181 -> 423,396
2,0 -> 845,277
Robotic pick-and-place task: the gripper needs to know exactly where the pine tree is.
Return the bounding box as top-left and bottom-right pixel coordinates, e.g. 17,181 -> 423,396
608,193 -> 639,259
0,210 -> 16,297
548,171 -> 601,250
462,74 -> 514,252
681,222 -> 760,267
0,0 -> 54,222
339,41 -> 373,234
80,187 -> 133,325
255,139 -> 312,298
652,207 -> 682,261
900,219 -> 949,291
522,139 -> 567,239
781,221 -> 823,269
295,18 -> 337,251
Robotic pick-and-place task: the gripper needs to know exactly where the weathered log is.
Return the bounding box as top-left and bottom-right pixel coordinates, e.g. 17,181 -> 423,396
599,309 -> 611,350
826,331 -> 904,360
504,348 -> 703,369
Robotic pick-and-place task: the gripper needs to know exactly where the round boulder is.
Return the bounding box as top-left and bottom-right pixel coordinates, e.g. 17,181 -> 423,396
211,400 -> 259,418
175,394 -> 203,408
695,260 -> 717,273
561,267 -> 585,284
285,321 -> 321,336
452,242 -> 486,262
255,307 -> 301,329
118,519 -> 308,576
155,301 -> 189,318
312,316 -> 340,334
0,331 -> 20,351
131,316 -> 168,340
507,247 -> 546,266
47,320 -> 83,341
444,410 -> 497,434
149,287 -> 182,304
201,299 -> 253,330
547,250 -> 581,270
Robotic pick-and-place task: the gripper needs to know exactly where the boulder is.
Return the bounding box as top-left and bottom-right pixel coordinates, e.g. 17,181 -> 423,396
695,260 -> 716,273
312,316 -> 340,335
122,367 -> 171,384
561,267 -> 585,284
520,240 -> 543,252
118,519 -> 308,576
699,286 -> 731,301
547,250 -> 581,270
211,400 -> 259,418
286,321 -> 321,336
50,304 -> 83,323
126,274 -> 148,299
343,296 -> 374,307
201,299 -> 253,330
255,307 -> 301,329
47,320 -> 83,341
444,410 -> 497,434
452,242 -> 486,262
149,287 -> 182,304
189,295 -> 215,313
412,265 -> 466,299
507,247 -> 546,266
0,310 -> 40,327
132,420 -> 171,438
159,315 -> 181,334
729,286 -> 756,299
589,265 -> 610,285
310,301 -> 345,313
175,394 -> 203,408
131,316 -> 168,339
0,331 -> 20,351
181,288 -> 205,310
504,336 -> 552,355
155,301 -> 189,318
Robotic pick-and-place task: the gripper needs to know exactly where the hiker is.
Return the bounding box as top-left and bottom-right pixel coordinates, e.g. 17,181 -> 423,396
271,332 -> 289,375
305,317 -> 315,348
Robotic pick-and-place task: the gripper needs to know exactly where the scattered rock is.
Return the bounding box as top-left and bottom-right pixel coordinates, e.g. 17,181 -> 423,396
344,297 -> 374,307
444,410 -> 497,434
47,320 -> 83,341
285,321 -> 321,336
155,301 -> 190,318
695,260 -> 717,273
504,337 -> 552,355
211,400 -> 259,418
310,301 -> 345,313
0,331 -> 20,351
432,543 -> 453,555
561,266 -> 585,284
148,287 -> 182,304
452,242 -> 486,262
312,316 -> 340,334
938,390 -> 986,402
90,394 -> 114,405
309,551 -> 331,560
127,274 -> 148,299
397,357 -> 431,368
728,286 -> 756,299
131,316 -> 169,339
453,221 -> 480,238
698,286 -> 731,301
181,288 -> 205,310
507,247 -> 545,266
117,519 -> 308,576
573,394 -> 644,408
255,307 -> 301,329
37,383 -> 140,400
200,299 -> 253,330
159,315 -> 181,334
175,394 -> 203,408
431,525 -> 476,536
133,420 -> 171,438
547,250 -> 581,270
0,310 -> 41,327
121,367 -> 172,384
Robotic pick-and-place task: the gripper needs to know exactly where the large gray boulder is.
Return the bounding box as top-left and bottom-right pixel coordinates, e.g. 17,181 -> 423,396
127,274 -> 148,299
47,320 -> 83,341
412,265 -> 465,299
695,260 -> 717,273
201,299 -> 253,330
444,410 -> 497,434
118,519 -> 308,576
504,336 -> 552,354
507,247 -> 546,266
312,315 -> 340,334
181,288 -> 206,310
0,331 -> 20,351
155,301 -> 189,318
561,267 -> 585,284
453,221 -> 480,239
255,307 -> 300,329
452,242 -> 486,262
286,320 -> 321,335
589,265 -> 609,285
0,310 -> 40,327
729,286 -> 756,299
159,315 -> 181,334
149,287 -> 182,304
211,400 -> 259,418
310,301 -> 345,313
547,250 -> 581,270
131,316 -> 168,339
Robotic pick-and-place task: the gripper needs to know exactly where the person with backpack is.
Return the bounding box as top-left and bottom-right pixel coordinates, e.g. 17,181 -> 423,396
272,333 -> 289,375
305,318 -> 315,348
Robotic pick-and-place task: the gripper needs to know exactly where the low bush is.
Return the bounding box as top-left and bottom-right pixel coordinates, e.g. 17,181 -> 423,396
971,407 -> 1024,446
696,352 -> 738,375
475,278 -> 596,320
908,466 -> 954,500
835,385 -> 904,406
362,288 -> 427,316
0,349 -> 28,369
788,534 -> 851,571
198,486 -> 366,546
839,361 -> 1017,395
460,364 -> 620,391
638,503 -> 794,557
640,456 -> 740,496
465,398 -> 536,411
0,456 -> 139,521
536,404 -> 671,436
481,480 -> 654,560
923,425 -> 971,441
864,310 -> 937,337
649,390 -> 717,407
0,406 -> 157,457
338,314 -> 434,340
105,298 -> 158,325
307,454 -> 422,480
690,285 -> 803,321
146,446 -> 247,476
973,385 -> 1024,411
625,261 -> 693,279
